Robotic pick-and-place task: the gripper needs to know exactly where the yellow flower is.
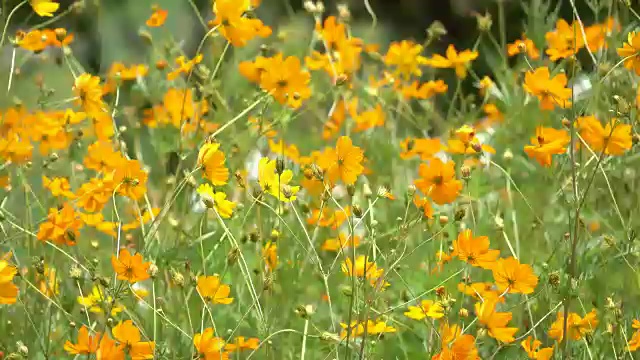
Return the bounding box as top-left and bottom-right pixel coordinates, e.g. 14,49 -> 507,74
30,0 -> 59,17
258,157 -> 300,202
616,32 -> 640,75
404,300 -> 445,320
77,286 -> 124,316
196,275 -> 234,304
425,44 -> 479,79
524,126 -> 570,167
197,183 -> 236,219
197,142 -> 229,186
384,40 -> 428,80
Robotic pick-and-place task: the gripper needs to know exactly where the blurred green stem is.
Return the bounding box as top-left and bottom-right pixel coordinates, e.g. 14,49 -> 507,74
0,0 -> 26,48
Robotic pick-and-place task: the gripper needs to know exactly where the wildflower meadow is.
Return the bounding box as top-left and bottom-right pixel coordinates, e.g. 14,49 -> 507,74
1,0 -> 640,358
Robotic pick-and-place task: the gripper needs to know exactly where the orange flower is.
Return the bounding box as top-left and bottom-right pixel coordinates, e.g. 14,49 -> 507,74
74,73 -> 106,115
258,54 -> 311,109
84,141 -> 125,173
307,206 -> 350,229
317,136 -> 364,185
146,5 -> 168,27
112,320 -> 155,359
446,125 -> 496,155
322,98 -> 358,140
97,335 -> 126,359
197,275 -> 234,304
432,251 -> 451,274
194,328 -> 228,359
617,31 -> 640,75
321,233 -> 361,252
458,282 -> 503,303
43,28 -> 74,47
197,142 -> 229,186
548,309 -> 598,342
475,298 -> 518,343
523,67 -> 571,110
414,158 -> 463,205
492,257 -> 538,295
353,104 -> 385,132
400,80 -> 448,100
37,204 -> 83,246
545,19 -> 584,61
122,208 -> 160,232
524,126 -> 570,167
451,229 -> 499,269
212,0 -> 271,47
400,138 -> 443,160
628,321 -> 640,351
225,336 -> 259,352
76,176 -> 114,213
0,256 -> 18,304
42,176 -> 75,198
433,322 -> 479,360
238,56 -> 273,84
64,326 -> 101,355
521,336 -> 554,360
413,195 -> 434,219
167,54 -> 203,81
425,44 -> 479,79
507,34 -> 540,59
384,40 -> 428,80
15,30 -> 48,52
111,249 -> 151,284
268,139 -> 300,163
577,116 -> 632,155
113,159 -> 148,200
307,16 -> 363,80
262,241 -> 278,272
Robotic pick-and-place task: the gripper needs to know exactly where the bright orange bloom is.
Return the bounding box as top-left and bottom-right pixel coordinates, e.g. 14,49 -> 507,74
492,257 -> 538,295
0,256 -> 18,304
384,40 -> 428,80
262,241 -> 278,272
225,336 -> 259,352
74,73 -> 106,115
447,125 -> 496,155
548,309 -> 598,342
617,31 -> 640,75
400,138 -> 443,160
146,5 -> 168,27
197,275 -> 234,304
577,116 -> 632,155
198,142 -> 229,186
524,126 -> 570,167
80,212 -> 117,237
84,141 -> 125,173
307,206 -> 350,229
167,54 -> 203,80
458,282 -> 503,303
322,98 -> 358,140
521,336 -> 554,359
122,207 -> 159,232
97,335 -> 126,359
76,176 -> 114,213
475,298 -> 518,343
113,159 -> 148,200
321,233 -> 361,252
523,67 -> 571,110
111,249 -> 151,284
317,136 -> 364,185
37,204 -> 83,246
425,44 -> 479,79
585,18 -> 618,51
64,326 -> 101,355
545,19 -> 584,61
43,176 -> 75,198
451,229 -> 499,269
413,195 -> 434,219
258,54 -> 311,109
400,80 -> 448,100
112,320 -> 155,359
433,322 -> 479,360
307,16 -> 363,80
404,299 -> 445,320
194,328 -> 228,360
628,322 -> 640,351
507,34 -> 540,59
353,104 -> 385,132
414,158 -> 463,205
212,0 -> 271,47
